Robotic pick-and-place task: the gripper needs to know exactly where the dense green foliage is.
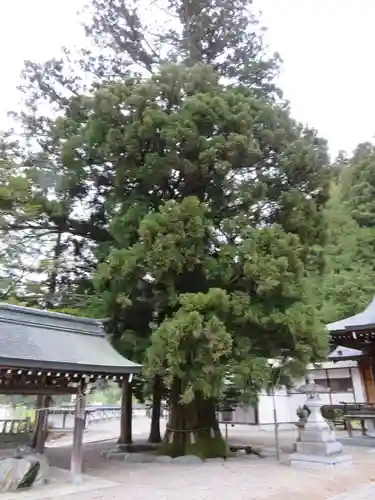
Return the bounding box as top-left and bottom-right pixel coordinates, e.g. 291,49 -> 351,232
317,145 -> 375,323
318,187 -> 375,323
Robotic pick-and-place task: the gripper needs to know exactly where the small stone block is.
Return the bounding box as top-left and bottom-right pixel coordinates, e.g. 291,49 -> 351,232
172,455 -> 203,465
154,455 -> 173,464
123,453 -> 155,463
235,449 -> 246,456
205,458 -> 225,463
105,451 -> 128,461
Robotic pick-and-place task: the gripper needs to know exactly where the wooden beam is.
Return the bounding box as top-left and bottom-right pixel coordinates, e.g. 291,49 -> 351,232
0,386 -> 78,395
0,369 -> 124,384
118,374 -> 132,449
70,380 -> 86,484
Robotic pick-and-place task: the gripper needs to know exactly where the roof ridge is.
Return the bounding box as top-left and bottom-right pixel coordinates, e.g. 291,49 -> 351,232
0,316 -> 104,336
0,303 -> 105,337
0,303 -> 104,326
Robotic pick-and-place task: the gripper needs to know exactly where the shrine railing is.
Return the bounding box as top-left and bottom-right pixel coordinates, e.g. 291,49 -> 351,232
47,404 -> 123,430
0,417 -> 33,444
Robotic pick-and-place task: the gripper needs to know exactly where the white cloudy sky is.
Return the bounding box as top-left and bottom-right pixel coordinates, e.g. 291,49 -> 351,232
0,0 -> 374,157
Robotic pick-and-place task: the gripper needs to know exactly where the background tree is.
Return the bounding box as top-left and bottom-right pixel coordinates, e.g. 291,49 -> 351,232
318,143 -> 375,324
340,142 -> 375,229
318,183 -> 375,323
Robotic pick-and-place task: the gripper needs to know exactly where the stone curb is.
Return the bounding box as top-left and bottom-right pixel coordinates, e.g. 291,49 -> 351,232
103,450 -> 264,464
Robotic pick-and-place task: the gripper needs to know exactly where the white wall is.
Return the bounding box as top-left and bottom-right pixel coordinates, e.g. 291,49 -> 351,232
231,404 -> 256,424
228,359 -> 366,429
257,389 -> 306,429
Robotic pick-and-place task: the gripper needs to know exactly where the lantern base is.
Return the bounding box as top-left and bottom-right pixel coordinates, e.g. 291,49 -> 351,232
289,452 -> 352,470
296,439 -> 343,456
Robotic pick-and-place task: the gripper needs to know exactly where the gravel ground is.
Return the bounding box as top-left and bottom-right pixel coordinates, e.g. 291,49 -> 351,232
0,418 -> 368,500
330,484 -> 375,500
40,423 -> 375,500
43,445 -> 375,500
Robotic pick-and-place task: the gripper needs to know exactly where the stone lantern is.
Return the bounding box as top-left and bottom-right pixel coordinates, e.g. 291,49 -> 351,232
289,374 -> 352,470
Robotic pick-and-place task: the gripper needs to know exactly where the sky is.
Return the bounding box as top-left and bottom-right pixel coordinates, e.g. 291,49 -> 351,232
0,0 -> 374,157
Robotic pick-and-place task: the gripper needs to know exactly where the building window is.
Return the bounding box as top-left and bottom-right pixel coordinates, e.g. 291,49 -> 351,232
314,377 -> 353,393
315,377 -> 354,393
314,378 -> 329,389
329,377 -> 353,393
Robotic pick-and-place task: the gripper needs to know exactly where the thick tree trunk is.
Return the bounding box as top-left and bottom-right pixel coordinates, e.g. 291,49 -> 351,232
160,378 -> 226,458
148,376 -> 162,443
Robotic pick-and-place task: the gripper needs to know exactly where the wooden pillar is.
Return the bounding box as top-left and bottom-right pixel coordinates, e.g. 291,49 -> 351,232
360,359 -> 375,402
118,374 -> 132,449
70,381 -> 86,484
325,369 -> 332,405
35,395 -> 48,454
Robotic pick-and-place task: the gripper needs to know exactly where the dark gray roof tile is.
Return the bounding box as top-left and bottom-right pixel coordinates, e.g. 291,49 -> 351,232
0,303 -> 141,374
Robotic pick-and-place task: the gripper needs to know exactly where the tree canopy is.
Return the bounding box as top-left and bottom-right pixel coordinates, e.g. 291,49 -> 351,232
85,0 -> 281,97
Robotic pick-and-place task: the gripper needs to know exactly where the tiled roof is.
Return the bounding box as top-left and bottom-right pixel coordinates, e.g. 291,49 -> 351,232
0,303 -> 141,374
327,297 -> 375,333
